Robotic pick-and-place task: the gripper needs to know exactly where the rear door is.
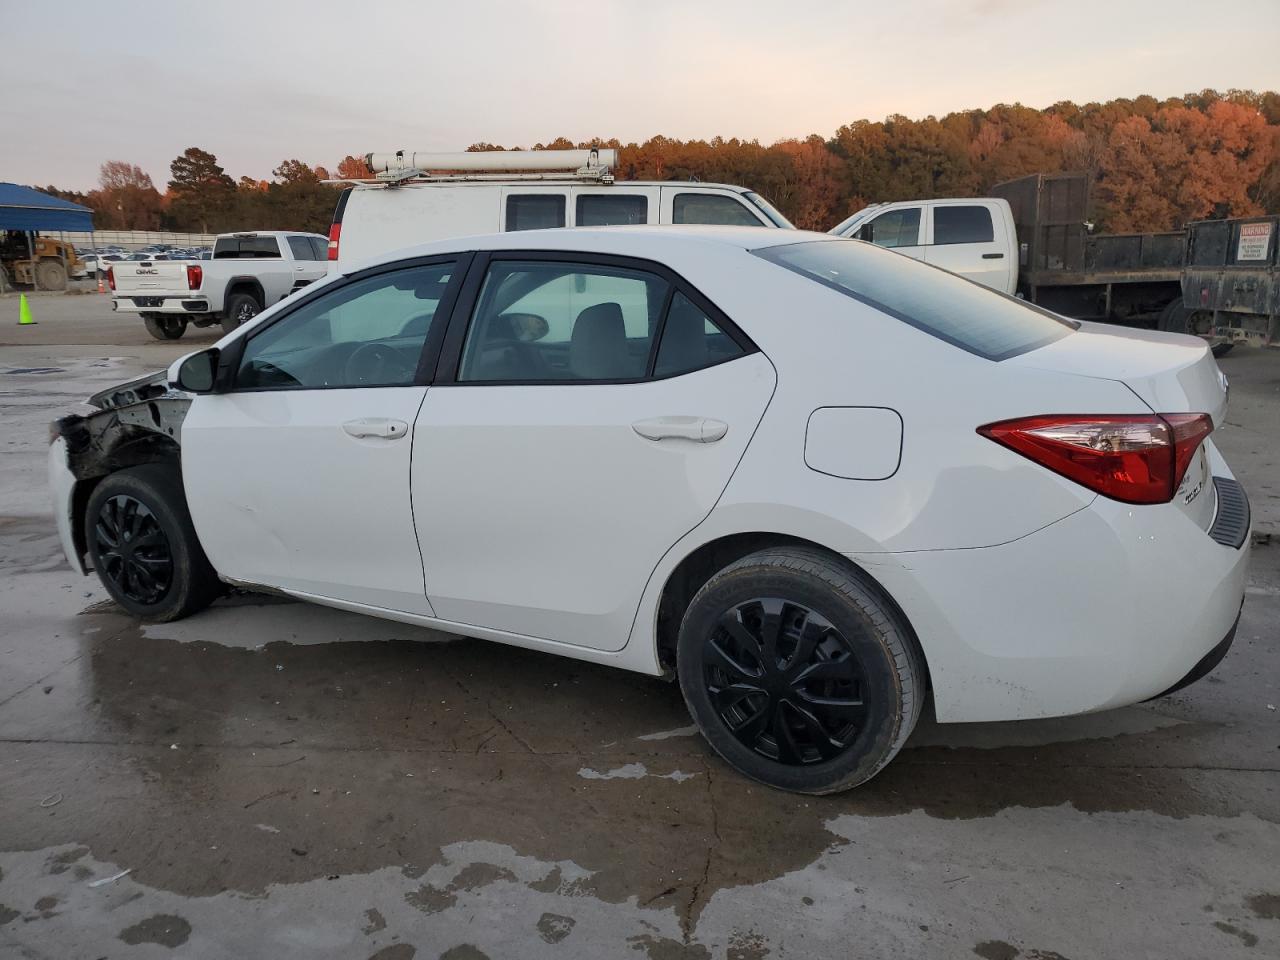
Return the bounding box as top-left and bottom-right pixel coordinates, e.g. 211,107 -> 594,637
924,202 -> 1012,291
412,252 -> 775,651
855,205 -> 926,262
660,187 -> 770,226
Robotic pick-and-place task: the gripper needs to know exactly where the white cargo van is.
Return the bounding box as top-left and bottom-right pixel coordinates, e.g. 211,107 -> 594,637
829,197 -> 1017,294
327,148 -> 794,268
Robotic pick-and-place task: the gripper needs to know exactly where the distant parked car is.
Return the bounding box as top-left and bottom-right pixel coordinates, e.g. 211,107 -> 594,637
52,225 -> 1247,795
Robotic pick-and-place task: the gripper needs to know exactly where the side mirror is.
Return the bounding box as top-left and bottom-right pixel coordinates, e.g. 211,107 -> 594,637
171,348 -> 220,393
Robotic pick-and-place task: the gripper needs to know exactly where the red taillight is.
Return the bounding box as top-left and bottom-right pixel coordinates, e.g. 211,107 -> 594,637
186,264 -> 202,290
106,266 -> 115,291
978,413 -> 1213,505
327,222 -> 341,261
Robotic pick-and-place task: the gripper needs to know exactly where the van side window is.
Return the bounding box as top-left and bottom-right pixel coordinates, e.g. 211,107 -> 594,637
576,195 -> 648,226
672,193 -> 762,227
506,195 -> 566,232
934,206 -> 995,245
860,209 -> 920,249
654,293 -> 745,377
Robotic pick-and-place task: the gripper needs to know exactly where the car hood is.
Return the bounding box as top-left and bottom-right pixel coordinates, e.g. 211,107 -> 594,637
87,370 -> 172,410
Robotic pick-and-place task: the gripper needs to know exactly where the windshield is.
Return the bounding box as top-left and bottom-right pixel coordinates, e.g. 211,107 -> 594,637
829,207 -> 875,236
743,192 -> 795,229
756,239 -> 1073,361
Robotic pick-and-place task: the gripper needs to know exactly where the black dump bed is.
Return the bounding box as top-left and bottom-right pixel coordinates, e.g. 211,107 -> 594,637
1184,217 -> 1279,322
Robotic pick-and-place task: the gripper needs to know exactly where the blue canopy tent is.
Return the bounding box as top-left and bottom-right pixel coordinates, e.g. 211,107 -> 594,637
0,183 -> 94,289
0,182 -> 94,232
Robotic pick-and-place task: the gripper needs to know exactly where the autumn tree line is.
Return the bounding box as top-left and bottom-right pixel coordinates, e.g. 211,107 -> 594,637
37,89 -> 1280,236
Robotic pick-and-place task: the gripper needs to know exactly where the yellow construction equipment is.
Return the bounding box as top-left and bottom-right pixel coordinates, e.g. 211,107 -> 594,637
1,230 -> 82,291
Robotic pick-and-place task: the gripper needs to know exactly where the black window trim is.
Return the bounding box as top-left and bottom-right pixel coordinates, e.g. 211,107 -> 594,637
754,238 -> 1075,362
215,252 -> 473,395
432,249 -> 759,387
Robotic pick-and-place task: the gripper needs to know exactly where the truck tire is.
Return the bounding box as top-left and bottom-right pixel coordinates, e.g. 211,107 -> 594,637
221,292 -> 262,335
143,314 -> 188,340
1158,301 -> 1212,338
35,259 -> 68,291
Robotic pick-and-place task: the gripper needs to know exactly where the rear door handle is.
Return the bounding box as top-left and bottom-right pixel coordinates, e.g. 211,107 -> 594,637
342,418 -> 408,440
982,252 -> 1005,259
632,416 -> 728,443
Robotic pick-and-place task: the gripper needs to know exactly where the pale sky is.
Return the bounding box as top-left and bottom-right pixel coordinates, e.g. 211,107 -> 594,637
2,0 -> 1277,191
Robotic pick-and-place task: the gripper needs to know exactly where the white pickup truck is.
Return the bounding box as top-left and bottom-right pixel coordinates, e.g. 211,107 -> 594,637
109,231 -> 329,340
829,198 -> 1018,295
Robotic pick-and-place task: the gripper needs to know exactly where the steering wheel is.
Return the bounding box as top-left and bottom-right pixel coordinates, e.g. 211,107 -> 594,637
343,342 -> 417,385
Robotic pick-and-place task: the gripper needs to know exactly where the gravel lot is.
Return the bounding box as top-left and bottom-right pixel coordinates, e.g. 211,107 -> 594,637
1,294 -> 1278,959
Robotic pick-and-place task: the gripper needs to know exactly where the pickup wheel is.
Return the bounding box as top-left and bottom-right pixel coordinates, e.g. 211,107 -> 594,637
143,314 -> 188,340
85,464 -> 221,622
221,292 -> 263,334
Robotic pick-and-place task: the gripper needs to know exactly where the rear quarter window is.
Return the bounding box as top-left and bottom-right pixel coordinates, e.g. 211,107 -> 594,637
757,239 -> 1072,361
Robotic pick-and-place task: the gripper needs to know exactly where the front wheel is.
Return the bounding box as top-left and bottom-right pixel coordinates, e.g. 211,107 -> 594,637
143,314 -> 188,340
221,292 -> 262,335
677,548 -> 925,794
85,464 -> 221,622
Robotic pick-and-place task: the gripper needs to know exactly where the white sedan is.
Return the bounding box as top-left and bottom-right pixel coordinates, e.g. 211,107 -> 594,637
48,226 -> 1249,794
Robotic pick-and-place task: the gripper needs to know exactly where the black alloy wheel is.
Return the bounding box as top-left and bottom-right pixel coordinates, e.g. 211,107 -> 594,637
704,598 -> 867,765
93,494 -> 174,605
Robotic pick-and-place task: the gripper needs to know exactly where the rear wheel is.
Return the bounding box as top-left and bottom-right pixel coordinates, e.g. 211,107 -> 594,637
85,464 -> 221,622
35,259 -> 68,291
143,314 -> 188,340
677,547 -> 924,794
221,292 -> 262,335
1158,300 -> 1213,338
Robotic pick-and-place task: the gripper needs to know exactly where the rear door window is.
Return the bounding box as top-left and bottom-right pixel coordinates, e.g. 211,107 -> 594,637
576,194 -> 648,226
672,193 -> 763,227
506,195 -> 566,232
288,236 -> 317,260
758,240 -> 1071,361
933,206 -> 995,245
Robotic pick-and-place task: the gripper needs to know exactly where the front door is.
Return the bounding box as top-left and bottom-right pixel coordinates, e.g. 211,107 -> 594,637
413,254 -> 776,651
181,258 -> 464,612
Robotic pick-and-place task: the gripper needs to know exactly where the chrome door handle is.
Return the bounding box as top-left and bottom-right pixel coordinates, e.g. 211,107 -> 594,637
342,418 -> 408,440
632,416 -> 728,443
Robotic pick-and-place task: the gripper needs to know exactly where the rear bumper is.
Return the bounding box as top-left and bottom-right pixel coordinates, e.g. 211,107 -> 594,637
112,296 -> 210,315
1147,605 -> 1239,700
851,465 -> 1250,723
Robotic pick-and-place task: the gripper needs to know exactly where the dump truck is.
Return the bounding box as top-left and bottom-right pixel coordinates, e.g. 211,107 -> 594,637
990,173 -> 1277,351
0,230 -> 82,291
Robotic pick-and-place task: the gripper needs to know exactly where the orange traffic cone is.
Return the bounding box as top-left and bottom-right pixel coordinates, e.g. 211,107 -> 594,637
97,274 -> 105,294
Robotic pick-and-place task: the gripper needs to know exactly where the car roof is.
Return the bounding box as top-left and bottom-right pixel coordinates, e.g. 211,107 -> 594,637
347,225 -> 832,273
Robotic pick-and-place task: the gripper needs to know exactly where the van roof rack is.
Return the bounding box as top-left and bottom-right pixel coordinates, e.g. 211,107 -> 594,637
325,148 -> 617,187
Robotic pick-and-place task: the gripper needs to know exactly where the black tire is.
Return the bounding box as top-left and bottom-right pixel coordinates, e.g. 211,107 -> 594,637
85,464 -> 221,622
677,547 -> 924,795
143,314 -> 188,340
35,259 -> 68,291
221,292 -> 262,335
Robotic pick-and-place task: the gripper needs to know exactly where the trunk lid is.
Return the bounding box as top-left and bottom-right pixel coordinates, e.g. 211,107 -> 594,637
112,261 -> 189,295
1007,321 -> 1229,426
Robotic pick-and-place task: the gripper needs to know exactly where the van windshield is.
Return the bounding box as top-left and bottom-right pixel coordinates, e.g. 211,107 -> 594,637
756,239 -> 1073,361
